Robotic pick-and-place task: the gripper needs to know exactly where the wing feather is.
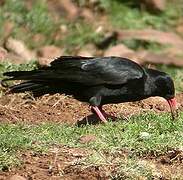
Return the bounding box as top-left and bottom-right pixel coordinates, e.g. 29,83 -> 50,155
50,56 -> 145,85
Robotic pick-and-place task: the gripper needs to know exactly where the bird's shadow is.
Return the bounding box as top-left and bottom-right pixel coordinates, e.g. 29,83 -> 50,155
76,113 -> 117,127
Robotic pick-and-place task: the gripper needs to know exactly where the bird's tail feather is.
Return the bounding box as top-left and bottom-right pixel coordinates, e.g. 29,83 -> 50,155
1,70 -> 51,95
1,69 -> 75,96
2,69 -> 55,81
7,81 -> 44,93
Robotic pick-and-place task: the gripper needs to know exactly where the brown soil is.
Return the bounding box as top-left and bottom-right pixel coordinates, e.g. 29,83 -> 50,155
0,93 -> 183,179
1,147 -> 183,179
1,93 -> 182,125
0,147 -> 107,180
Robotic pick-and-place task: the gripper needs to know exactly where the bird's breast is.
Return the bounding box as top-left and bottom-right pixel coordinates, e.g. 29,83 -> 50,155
100,81 -> 146,105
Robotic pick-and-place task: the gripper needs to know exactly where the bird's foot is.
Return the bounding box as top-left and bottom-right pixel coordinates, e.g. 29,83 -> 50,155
90,106 -> 117,123
91,106 -> 108,123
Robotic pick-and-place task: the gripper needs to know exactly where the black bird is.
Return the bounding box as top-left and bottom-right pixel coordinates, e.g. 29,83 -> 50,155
1,56 -> 178,122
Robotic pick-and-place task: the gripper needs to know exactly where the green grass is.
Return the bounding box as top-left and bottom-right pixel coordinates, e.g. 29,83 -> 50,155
0,61 -> 38,94
56,21 -> 102,53
0,61 -> 38,79
0,112 -> 183,171
97,0 -> 183,53
25,1 -> 56,36
99,0 -> 183,30
0,0 -> 58,48
85,151 -> 155,179
1,0 -> 182,52
121,39 -> 170,53
0,0 -> 102,50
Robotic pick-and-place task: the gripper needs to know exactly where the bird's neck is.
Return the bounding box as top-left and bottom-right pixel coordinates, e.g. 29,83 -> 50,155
144,72 -> 158,98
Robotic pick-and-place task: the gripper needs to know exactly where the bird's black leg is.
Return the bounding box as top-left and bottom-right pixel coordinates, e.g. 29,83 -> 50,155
91,106 -> 108,123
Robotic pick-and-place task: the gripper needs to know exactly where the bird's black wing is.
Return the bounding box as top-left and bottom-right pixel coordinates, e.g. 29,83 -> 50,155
50,56 -> 145,85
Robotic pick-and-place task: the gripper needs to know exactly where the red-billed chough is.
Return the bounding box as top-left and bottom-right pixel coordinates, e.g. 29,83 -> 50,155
1,56 -> 178,122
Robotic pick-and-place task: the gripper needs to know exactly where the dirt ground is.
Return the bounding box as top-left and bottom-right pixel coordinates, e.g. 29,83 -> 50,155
0,93 -> 183,179
0,93 -> 183,125
1,146 -> 183,179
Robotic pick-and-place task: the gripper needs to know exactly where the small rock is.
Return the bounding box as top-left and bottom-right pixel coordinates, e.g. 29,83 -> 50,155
5,37 -> 36,62
104,44 -> 140,64
37,57 -> 54,66
139,132 -> 151,140
79,135 -> 97,144
104,44 -> 134,56
38,45 -> 62,59
38,46 -> 63,66
9,174 -> 26,180
60,0 -> 79,20
60,25 -> 68,34
77,50 -> 93,57
118,29 -> 183,49
95,26 -> 104,34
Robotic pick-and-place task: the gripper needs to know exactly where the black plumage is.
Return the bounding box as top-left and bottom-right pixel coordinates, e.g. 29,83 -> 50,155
1,56 -> 178,122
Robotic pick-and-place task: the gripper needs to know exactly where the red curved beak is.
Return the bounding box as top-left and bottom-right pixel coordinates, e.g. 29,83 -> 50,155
167,97 -> 179,120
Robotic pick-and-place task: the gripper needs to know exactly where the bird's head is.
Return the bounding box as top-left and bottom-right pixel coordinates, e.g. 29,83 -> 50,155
145,68 -> 178,120
154,72 -> 178,120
